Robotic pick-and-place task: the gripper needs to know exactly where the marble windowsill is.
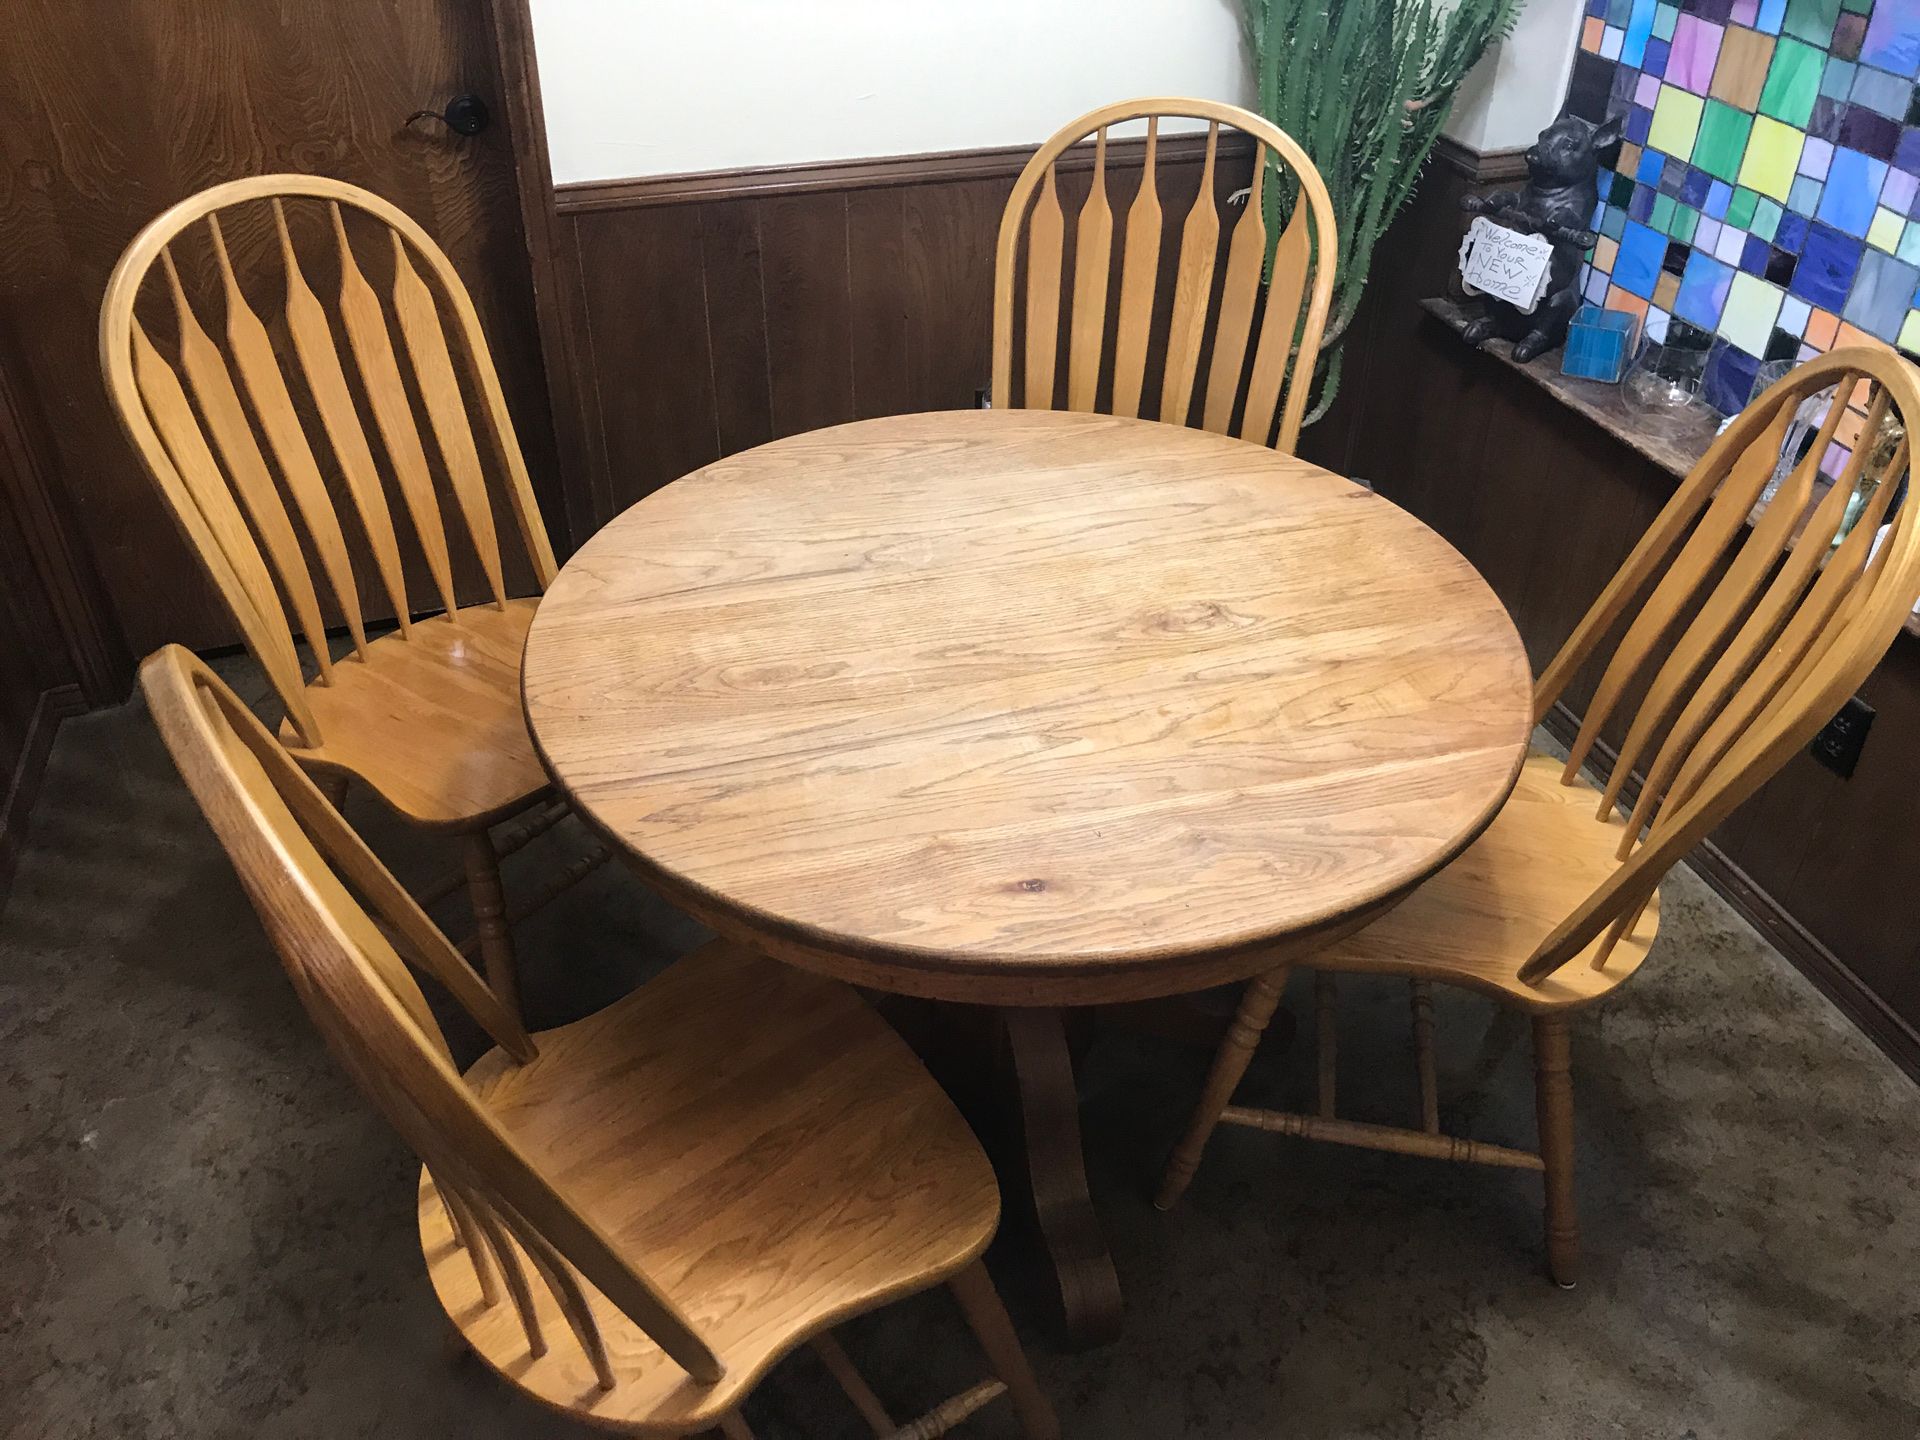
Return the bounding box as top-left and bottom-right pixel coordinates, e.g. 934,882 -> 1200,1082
1417,296 -> 1920,641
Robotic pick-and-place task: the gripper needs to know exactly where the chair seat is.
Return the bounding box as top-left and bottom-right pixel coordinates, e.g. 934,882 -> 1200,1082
1308,750 -> 1661,1011
418,939 -> 1001,1432
280,599 -> 548,830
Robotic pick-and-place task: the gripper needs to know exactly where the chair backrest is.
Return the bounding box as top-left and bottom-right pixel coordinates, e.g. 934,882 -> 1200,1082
140,643 -> 721,1389
1520,346 -> 1920,984
103,177 -> 559,747
991,97 -> 1338,455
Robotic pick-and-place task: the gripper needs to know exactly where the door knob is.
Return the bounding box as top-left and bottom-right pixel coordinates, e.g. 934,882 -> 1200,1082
405,94 -> 490,137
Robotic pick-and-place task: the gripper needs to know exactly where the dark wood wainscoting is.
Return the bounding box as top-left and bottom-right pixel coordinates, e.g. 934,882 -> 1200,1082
546,133 -> 1253,531
1322,161 -> 1920,1082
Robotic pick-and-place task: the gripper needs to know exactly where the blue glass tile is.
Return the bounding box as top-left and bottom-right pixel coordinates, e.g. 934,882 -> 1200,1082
1841,248 -> 1920,338
1823,57 -> 1860,100
1850,64 -> 1914,118
1675,250 -> 1736,328
1898,126 -> 1920,170
1816,147 -> 1890,234
1631,183 -> 1659,221
1862,0 -> 1920,78
1589,0 -> 1609,15
1639,147 -> 1668,183
1645,37 -> 1672,76
1627,105 -> 1654,144
1811,96 -> 1848,140
1662,154 -> 1691,193
1758,0 -> 1789,32
1622,0 -> 1659,65
1607,0 -> 1635,24
1703,341 -> 1762,414
1741,233 -> 1774,272
1791,221 -> 1868,307
1707,178 -> 1735,217
1614,219 -> 1672,296
1681,166 -> 1715,205
1791,173 -> 1828,213
1776,208 -> 1813,250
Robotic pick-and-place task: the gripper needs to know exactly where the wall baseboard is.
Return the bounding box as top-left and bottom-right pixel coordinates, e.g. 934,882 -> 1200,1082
555,131 -> 1252,214
1431,136 -> 1530,184
1540,703 -> 1920,1086
0,682 -> 85,911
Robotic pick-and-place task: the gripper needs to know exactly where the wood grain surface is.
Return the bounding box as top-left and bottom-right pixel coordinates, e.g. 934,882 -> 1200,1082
524,409 -> 1534,1001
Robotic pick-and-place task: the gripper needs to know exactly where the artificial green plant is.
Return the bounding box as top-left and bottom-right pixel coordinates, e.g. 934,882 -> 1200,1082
1243,0 -> 1522,422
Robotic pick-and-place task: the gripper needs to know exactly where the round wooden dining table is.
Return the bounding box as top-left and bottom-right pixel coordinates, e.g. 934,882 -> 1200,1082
522,408 -> 1534,1346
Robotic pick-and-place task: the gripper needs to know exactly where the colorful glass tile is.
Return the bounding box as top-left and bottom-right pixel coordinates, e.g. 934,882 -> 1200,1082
1664,153 -> 1695,191
1721,270 -> 1789,348
1670,15 -> 1726,86
1761,37 -> 1829,121
1742,231 -> 1776,269
1680,164 -> 1716,204
1870,201 -> 1910,244
1675,203 -> 1704,241
1777,207 -> 1815,247
1760,0 -> 1792,28
1638,70 -> 1666,107
1614,219 -> 1673,295
1802,133 -> 1837,172
1840,103 -> 1903,154
1640,145 -> 1671,183
1834,9 -> 1870,57
1862,0 -> 1920,74
1703,339 -> 1763,411
1604,25 -> 1627,59
1807,305 -> 1844,343
1624,0 -> 1661,64
1648,36 -> 1675,74
1729,184 -> 1763,225
1602,204 -> 1631,240
1657,2 -> 1683,38
1899,307 -> 1920,347
1896,125 -> 1920,167
1849,62 -> 1915,115
1790,172 -> 1828,211
1754,194 -> 1788,234
1821,55 -> 1861,97
1627,103 -> 1655,142
1793,221 -> 1869,305
1810,94 -> 1849,136
1676,249 -> 1739,326
1715,26 -> 1779,108
1695,98 -> 1757,176
1653,191 -> 1681,229
1741,114 -> 1810,194
1698,214 -> 1727,250
1816,145 -> 1891,230
1784,0 -> 1843,45
1843,246 -> 1920,334
1734,0 -> 1761,25
1780,291 -> 1817,330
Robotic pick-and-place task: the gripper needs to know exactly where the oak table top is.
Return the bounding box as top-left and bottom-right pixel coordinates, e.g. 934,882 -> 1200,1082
523,408 -> 1533,1006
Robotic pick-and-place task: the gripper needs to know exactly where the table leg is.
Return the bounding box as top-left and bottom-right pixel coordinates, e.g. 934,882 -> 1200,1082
1002,1007 -> 1123,1348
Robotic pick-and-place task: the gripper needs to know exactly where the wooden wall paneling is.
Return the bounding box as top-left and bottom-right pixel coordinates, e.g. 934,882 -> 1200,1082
900,178 -> 1020,412
760,193 -> 857,439
846,188 -> 914,422
699,201 -> 775,455
0,0 -> 559,655
568,205 -> 719,518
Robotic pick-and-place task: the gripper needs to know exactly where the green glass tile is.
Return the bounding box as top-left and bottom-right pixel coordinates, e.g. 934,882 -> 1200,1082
1784,0 -> 1841,45
1601,205 -> 1629,241
1727,186 -> 1761,229
1654,2 -> 1680,38
1751,197 -> 1784,241
1693,100 -> 1754,183
1671,205 -> 1700,244
1841,0 -> 1872,12
1651,192 -> 1678,232
1759,39 -> 1825,126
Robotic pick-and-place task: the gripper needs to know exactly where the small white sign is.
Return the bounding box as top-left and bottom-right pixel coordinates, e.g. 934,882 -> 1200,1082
1458,217 -> 1556,314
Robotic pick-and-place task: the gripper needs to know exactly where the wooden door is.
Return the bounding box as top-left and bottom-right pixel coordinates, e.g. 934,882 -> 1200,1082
0,0 -> 558,655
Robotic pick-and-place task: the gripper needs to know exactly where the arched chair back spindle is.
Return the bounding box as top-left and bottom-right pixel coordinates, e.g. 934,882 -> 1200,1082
1521,345 -> 1920,985
139,643 -> 720,1392
102,176 -> 558,748
992,97 -> 1338,454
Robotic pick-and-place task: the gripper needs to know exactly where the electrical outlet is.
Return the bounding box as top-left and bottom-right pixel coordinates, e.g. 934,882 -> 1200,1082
1809,695 -> 1874,778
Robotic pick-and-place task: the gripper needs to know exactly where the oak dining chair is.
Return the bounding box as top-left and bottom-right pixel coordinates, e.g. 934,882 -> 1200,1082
1155,347 -> 1920,1287
141,642 -> 1060,1440
992,96 -> 1338,454
102,175 -> 594,1019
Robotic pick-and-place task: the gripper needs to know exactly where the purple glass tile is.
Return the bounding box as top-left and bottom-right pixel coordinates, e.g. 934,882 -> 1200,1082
1682,166 -> 1715,206
1791,221 -> 1867,309
1886,168 -> 1920,212
1669,15 -> 1725,89
1731,0 -> 1759,25
1897,126 -> 1920,170
1690,0 -> 1735,21
1801,135 -> 1836,177
1703,341 -> 1761,414
1776,208 -> 1812,250
1630,183 -> 1659,221
1862,0 -> 1920,79
1834,11 -> 1868,61
1841,104 -> 1904,157
1741,233 -> 1773,273
1636,70 -> 1663,106
1626,105 -> 1654,144
1810,96 -> 1847,142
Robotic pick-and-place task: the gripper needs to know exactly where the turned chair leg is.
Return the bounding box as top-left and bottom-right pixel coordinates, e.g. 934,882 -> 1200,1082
1532,1013 -> 1579,1288
948,1261 -> 1060,1440
1156,964 -> 1290,1211
462,831 -> 520,1018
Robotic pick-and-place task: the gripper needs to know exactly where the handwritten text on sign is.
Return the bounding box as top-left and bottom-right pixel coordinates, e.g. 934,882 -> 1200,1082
1457,217 -> 1554,314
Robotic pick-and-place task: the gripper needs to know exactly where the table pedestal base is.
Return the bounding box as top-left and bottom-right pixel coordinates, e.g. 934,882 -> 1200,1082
1003,1007 -> 1123,1348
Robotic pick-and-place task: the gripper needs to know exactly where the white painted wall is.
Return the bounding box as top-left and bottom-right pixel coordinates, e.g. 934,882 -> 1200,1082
1444,0 -> 1586,153
530,0 -> 1255,184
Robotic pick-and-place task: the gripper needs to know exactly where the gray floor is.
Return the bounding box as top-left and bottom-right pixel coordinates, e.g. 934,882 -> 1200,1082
4,681 -> 1920,1440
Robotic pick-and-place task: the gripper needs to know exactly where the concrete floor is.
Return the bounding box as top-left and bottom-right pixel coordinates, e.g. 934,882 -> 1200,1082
4,683 -> 1920,1440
